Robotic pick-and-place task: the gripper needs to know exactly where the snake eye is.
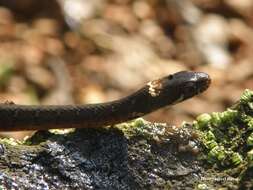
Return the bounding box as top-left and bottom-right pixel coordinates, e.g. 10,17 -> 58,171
168,75 -> 173,80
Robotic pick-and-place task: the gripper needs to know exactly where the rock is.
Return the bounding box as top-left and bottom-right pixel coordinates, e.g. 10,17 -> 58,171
0,122 -> 202,189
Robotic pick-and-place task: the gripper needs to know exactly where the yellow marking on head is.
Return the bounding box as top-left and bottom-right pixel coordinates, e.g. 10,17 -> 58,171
147,79 -> 163,97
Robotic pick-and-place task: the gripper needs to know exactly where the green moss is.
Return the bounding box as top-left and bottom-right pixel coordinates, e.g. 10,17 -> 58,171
0,138 -> 21,146
194,89 -> 253,169
231,152 -> 243,166
247,149 -> 253,167
241,114 -> 253,130
247,133 -> 253,146
196,113 -> 212,130
208,146 -> 226,162
115,118 -> 167,141
240,89 -> 253,104
210,109 -> 238,126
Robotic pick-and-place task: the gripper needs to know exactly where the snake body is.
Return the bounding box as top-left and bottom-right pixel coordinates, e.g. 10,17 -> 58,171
0,71 -> 210,131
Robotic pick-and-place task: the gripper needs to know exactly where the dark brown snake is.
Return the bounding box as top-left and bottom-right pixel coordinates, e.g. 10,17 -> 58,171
0,71 -> 211,131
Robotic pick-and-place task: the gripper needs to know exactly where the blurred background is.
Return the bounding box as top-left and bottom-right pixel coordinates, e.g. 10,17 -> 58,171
0,0 -> 252,138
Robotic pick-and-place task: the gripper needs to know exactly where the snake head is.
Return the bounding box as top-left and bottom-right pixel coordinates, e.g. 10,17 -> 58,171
125,71 -> 211,117
159,71 -> 211,105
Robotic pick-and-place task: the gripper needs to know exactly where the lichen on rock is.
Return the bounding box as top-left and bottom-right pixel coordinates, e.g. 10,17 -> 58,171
193,89 -> 253,189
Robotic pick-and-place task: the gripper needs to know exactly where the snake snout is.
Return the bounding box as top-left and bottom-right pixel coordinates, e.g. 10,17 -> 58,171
195,72 -> 211,94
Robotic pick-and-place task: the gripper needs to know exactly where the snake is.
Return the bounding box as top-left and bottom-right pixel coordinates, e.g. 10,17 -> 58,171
0,71 -> 210,131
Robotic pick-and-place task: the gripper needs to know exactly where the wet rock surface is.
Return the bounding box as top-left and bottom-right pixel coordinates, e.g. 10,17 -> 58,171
0,126 -> 201,189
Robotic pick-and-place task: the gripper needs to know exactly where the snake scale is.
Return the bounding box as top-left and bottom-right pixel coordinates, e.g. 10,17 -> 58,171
0,71 -> 211,131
